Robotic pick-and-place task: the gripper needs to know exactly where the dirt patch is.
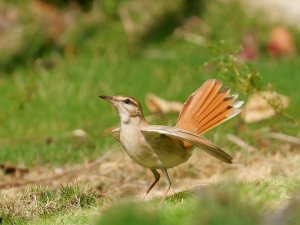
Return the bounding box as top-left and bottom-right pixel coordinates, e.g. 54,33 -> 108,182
0,145 -> 299,200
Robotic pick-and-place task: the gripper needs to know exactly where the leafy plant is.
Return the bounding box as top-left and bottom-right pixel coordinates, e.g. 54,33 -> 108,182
209,40 -> 299,125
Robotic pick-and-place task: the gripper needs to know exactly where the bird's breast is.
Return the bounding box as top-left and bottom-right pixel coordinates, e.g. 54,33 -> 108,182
120,126 -> 163,168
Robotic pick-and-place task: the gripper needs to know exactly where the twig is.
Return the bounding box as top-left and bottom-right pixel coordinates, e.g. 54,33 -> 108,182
266,132 -> 300,145
118,7 -> 136,42
227,134 -> 258,152
0,152 -> 115,190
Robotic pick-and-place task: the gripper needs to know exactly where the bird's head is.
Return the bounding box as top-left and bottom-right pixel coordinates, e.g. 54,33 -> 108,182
99,95 -> 145,124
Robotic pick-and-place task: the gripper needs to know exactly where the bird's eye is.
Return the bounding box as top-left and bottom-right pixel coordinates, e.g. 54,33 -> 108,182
123,99 -> 131,104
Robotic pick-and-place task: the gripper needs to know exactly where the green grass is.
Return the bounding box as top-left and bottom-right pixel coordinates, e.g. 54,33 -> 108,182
1,24 -> 299,165
1,179 -> 298,224
0,23 -> 212,166
0,185 -> 100,224
96,179 -> 300,225
29,209 -> 98,225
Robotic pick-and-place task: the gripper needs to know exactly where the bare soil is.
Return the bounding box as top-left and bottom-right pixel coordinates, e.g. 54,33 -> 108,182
1,144 -> 299,200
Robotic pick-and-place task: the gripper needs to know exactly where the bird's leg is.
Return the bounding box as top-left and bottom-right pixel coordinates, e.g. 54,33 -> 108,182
160,168 -> 171,203
143,169 -> 160,200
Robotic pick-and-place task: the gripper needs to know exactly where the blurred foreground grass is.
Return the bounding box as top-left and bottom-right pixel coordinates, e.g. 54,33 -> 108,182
2,179 -> 299,224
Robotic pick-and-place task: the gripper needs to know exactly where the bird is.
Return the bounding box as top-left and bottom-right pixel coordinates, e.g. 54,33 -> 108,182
99,79 -> 243,202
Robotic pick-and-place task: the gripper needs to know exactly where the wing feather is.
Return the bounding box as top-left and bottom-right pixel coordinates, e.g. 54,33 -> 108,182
141,125 -> 232,163
176,79 -> 243,135
111,127 -> 121,142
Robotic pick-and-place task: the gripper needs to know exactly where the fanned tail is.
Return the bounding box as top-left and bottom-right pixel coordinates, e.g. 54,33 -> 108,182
176,79 -> 243,138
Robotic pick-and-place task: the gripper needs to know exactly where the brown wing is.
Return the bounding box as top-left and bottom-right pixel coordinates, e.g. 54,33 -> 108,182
111,127 -> 121,142
141,125 -> 232,163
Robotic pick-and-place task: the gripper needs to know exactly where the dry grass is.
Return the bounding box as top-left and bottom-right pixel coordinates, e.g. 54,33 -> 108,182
1,141 -> 299,198
0,185 -> 98,223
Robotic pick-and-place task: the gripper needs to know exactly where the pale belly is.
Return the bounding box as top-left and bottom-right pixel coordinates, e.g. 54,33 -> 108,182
120,127 -> 191,169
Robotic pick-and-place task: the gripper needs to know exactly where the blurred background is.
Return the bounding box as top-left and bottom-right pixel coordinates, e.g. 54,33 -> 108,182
0,0 -> 299,224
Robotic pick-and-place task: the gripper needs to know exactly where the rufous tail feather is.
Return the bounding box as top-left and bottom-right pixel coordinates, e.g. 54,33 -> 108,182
176,79 -> 243,149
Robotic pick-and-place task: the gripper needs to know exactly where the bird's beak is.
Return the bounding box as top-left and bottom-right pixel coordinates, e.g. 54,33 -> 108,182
99,95 -> 114,103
